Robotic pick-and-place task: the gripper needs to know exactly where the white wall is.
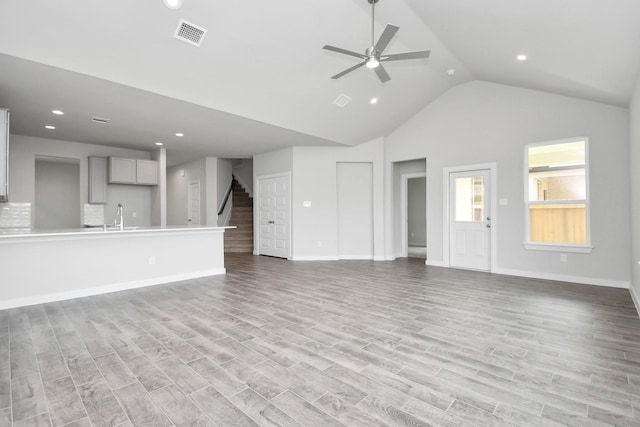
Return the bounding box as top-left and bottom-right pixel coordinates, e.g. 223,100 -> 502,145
167,159 -> 206,226
385,81 -> 631,286
254,147 -> 293,178
150,148 -> 167,227
167,157 -> 230,226
337,162 -> 374,259
630,74 -> 640,309
34,158 -> 80,229
10,135 -> 153,228
291,139 -> 385,260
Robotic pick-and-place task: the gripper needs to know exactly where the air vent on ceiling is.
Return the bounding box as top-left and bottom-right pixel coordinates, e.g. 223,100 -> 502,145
91,116 -> 111,124
174,19 -> 207,47
332,94 -> 352,108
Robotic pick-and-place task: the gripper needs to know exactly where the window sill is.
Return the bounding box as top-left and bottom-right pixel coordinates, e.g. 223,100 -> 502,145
523,243 -> 593,253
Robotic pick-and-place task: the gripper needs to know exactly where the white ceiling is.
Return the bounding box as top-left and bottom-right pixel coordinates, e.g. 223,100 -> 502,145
0,0 -> 638,166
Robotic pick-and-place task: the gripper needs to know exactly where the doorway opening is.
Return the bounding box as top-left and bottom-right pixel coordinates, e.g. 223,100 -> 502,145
35,156 -> 80,229
406,176 -> 426,259
393,158 -> 426,259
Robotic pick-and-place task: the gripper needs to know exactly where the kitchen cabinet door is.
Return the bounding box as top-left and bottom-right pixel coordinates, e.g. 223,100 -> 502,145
136,160 -> 158,185
109,157 -> 136,184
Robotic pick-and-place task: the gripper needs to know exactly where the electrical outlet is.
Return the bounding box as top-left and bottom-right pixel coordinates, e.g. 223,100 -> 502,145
560,254 -> 567,263
317,241 -> 322,247
132,212 -> 137,218
148,256 -> 156,265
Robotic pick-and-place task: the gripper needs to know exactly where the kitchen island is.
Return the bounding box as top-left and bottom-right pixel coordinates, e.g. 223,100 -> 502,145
0,226 -> 232,309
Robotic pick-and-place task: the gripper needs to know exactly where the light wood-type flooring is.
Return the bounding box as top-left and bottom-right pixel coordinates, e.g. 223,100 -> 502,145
1,254 -> 640,426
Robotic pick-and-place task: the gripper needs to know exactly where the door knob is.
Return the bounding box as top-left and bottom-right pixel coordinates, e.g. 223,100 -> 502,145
486,216 -> 491,221
268,220 -> 275,224
486,224 -> 491,228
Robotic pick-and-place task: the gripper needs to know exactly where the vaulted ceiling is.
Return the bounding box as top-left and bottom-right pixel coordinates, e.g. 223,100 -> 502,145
0,0 -> 638,166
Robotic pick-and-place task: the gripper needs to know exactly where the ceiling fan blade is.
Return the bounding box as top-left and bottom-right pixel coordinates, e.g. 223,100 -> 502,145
331,62 -> 366,79
374,64 -> 391,83
382,50 -> 431,62
374,24 -> 400,54
323,45 -> 366,60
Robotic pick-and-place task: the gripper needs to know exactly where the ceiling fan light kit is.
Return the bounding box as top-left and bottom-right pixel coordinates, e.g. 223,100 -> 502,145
322,0 -> 431,82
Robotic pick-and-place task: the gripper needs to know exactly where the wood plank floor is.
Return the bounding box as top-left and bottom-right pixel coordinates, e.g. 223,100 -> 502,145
1,254 -> 639,426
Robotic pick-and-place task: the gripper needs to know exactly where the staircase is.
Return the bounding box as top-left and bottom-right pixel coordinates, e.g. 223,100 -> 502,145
224,179 -> 254,253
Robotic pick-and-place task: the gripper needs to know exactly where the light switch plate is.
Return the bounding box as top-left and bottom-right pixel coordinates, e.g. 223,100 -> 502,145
303,201 -> 311,207
499,198 -> 508,206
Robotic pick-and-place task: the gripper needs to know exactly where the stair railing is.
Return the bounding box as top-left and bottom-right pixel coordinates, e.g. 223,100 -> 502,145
217,177 -> 234,226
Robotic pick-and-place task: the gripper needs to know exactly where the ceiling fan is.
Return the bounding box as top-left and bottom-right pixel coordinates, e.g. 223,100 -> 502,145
322,0 -> 431,83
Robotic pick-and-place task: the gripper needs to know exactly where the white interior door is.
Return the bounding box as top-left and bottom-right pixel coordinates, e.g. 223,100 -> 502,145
188,180 -> 200,225
449,170 -> 491,270
258,175 -> 290,258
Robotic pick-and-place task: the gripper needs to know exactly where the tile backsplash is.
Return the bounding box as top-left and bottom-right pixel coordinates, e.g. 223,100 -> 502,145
0,202 -> 31,228
83,204 -> 105,226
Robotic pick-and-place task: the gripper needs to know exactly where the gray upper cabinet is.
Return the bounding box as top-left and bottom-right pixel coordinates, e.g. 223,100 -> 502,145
136,160 -> 159,185
109,157 -> 158,186
89,156 -> 108,204
109,157 -> 136,184
0,108 -> 9,202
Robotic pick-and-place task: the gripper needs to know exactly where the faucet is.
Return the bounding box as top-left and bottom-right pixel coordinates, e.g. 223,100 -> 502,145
115,203 -> 124,231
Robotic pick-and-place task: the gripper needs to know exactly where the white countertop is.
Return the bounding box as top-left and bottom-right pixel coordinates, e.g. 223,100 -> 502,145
0,225 -> 235,239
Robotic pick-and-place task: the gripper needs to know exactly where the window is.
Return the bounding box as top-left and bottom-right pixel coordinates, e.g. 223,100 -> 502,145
455,176 -> 485,222
525,138 -> 592,252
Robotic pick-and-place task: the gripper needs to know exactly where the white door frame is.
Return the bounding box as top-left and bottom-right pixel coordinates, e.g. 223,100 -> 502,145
442,163 -> 497,271
254,172 -> 292,259
400,172 -> 426,258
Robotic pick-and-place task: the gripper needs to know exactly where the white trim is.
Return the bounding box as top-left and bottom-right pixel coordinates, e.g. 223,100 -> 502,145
254,172 -> 292,259
400,172 -> 426,258
630,285 -> 640,317
0,268 -> 226,310
337,255 -> 374,260
523,243 -> 593,253
442,163 -> 498,272
373,256 -> 388,261
493,267 -> 629,289
425,259 -> 446,267
290,256 -> 339,261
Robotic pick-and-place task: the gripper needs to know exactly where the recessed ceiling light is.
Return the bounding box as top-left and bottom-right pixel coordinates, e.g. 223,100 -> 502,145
155,142 -> 164,146
175,132 -> 184,137
52,110 -> 64,115
517,54 -> 527,61
45,125 -> 55,130
370,97 -> 378,105
163,0 -> 182,9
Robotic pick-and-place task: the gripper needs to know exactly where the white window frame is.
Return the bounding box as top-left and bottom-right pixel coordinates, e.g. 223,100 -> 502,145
523,137 -> 593,253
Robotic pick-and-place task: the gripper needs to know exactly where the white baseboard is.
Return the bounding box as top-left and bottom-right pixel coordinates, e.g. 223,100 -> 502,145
493,267 -> 629,289
0,268 -> 226,310
425,260 -> 446,267
338,255 -> 374,260
630,285 -> 640,317
373,256 -> 388,261
290,256 -> 339,261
